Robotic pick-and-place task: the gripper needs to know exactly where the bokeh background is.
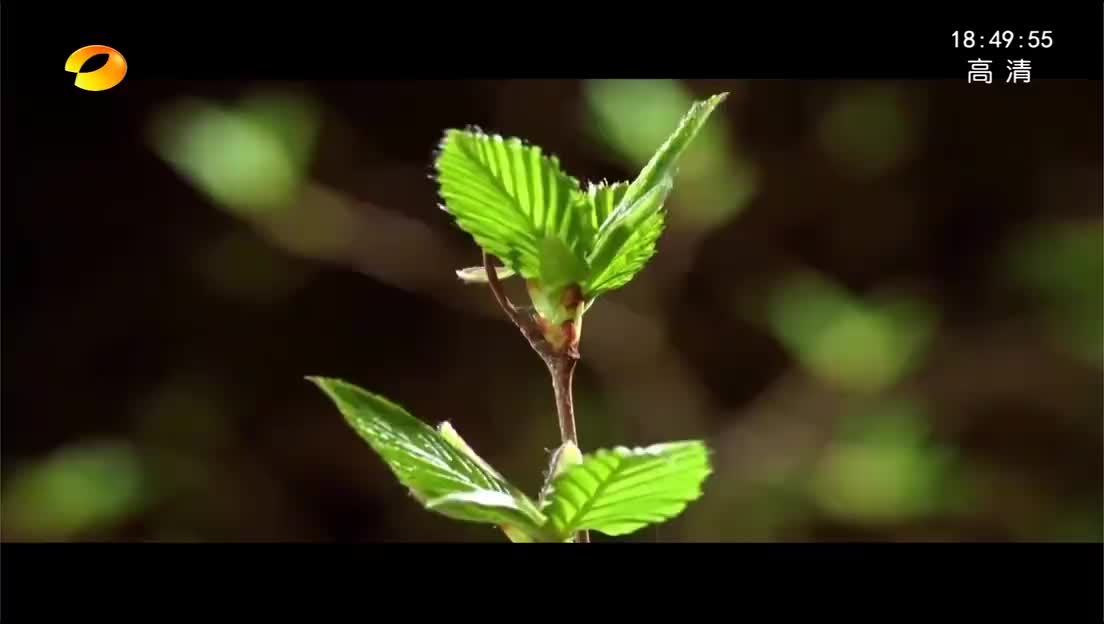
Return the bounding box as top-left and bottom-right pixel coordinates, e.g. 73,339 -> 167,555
3,78 -> 1101,542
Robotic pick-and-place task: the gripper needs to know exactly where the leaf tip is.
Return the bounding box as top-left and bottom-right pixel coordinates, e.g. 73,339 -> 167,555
304,375 -> 336,392
697,92 -> 730,113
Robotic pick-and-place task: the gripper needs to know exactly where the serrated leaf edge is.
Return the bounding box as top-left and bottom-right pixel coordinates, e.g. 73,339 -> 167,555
542,440 -> 713,539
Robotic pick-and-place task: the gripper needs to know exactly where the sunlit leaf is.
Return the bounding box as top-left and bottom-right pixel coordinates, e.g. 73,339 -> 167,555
585,80 -> 756,229
582,93 -> 728,297
618,92 -> 729,215
434,129 -> 587,281
425,490 -> 543,531
539,236 -> 590,289
309,377 -> 550,540
584,181 -> 630,231
436,94 -> 727,303
541,441 -> 712,539
584,178 -> 672,297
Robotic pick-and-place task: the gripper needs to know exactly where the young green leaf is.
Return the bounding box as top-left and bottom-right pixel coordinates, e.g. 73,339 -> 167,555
581,93 -> 729,298
539,236 -> 590,290
584,181 -> 630,231
434,129 -> 588,281
541,441 -> 712,539
424,490 -> 546,536
308,377 -> 551,540
619,92 -> 729,215
584,177 -> 672,297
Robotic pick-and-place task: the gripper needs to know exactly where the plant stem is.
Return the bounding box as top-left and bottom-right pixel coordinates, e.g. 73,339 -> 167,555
548,352 -> 589,544
482,253 -> 590,544
549,355 -> 578,446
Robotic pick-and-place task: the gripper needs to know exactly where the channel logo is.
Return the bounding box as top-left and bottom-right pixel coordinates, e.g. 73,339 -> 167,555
65,45 -> 127,91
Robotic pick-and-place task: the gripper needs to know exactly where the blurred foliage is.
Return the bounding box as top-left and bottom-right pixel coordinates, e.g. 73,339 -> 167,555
148,90 -> 358,263
196,230 -> 315,303
765,270 -> 937,394
817,83 -> 919,178
809,397 -> 964,524
148,93 -> 319,216
133,374 -> 234,455
2,441 -> 151,540
1000,219 -> 1103,366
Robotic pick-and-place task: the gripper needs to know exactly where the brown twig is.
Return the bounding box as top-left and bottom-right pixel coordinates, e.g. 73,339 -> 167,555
481,252 -> 589,544
481,252 -> 552,358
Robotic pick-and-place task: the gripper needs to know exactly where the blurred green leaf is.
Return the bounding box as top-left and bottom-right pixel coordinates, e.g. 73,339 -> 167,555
766,271 -> 937,393
238,91 -> 321,172
540,441 -> 712,539
818,84 -> 916,178
309,377 -> 551,541
2,441 -> 149,540
586,80 -> 705,165
148,92 -> 321,217
1002,220 -> 1103,365
810,398 -> 960,524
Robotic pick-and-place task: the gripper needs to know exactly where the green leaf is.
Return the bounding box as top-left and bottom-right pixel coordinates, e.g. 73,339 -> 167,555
309,377 -> 551,540
539,236 -> 590,289
581,93 -> 728,298
619,92 -> 728,214
424,491 -> 541,530
584,177 -> 672,297
541,441 -> 712,539
434,129 -> 588,281
584,181 -> 630,231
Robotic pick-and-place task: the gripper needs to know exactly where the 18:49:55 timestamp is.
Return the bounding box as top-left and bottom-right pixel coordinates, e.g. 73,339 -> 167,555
953,30 -> 1053,49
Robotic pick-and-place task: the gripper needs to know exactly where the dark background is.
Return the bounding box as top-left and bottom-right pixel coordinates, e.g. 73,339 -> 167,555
3,75 -> 1101,542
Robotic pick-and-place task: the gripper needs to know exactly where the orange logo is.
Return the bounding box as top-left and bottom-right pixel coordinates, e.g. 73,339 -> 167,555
65,45 -> 127,91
